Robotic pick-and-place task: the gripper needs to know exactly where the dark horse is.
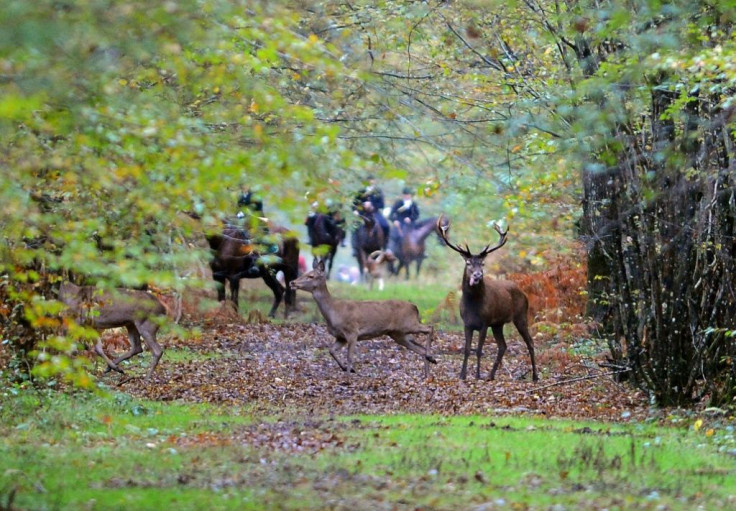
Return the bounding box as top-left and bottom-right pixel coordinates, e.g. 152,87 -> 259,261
389,216 -> 443,279
306,213 -> 345,278
207,220 -> 299,317
353,213 -> 386,279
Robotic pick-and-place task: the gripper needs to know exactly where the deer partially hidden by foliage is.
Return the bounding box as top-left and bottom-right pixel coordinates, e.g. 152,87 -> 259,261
290,259 -> 436,373
58,282 -> 166,380
437,215 -> 538,382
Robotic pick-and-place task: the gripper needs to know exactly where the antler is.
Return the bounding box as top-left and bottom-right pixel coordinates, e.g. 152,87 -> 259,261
436,214 -> 472,257
437,214 -> 509,258
478,223 -> 508,257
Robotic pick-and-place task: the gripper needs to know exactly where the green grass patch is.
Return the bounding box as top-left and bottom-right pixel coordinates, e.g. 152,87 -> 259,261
2,389 -> 735,510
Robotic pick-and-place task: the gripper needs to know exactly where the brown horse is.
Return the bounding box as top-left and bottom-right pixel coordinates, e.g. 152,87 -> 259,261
306,212 -> 345,278
208,220 -> 299,317
352,213 -> 386,280
389,216 -> 442,279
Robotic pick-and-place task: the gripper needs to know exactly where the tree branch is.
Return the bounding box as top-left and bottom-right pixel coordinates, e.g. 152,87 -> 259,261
534,369 -> 631,390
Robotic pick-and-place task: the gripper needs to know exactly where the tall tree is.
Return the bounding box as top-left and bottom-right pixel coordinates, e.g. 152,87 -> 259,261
512,0 -> 736,405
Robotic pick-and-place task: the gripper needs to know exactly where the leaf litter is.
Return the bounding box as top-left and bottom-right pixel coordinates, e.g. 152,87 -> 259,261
116,320 -> 650,426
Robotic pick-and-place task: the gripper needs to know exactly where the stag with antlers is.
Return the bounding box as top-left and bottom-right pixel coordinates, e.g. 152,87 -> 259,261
437,214 -> 538,382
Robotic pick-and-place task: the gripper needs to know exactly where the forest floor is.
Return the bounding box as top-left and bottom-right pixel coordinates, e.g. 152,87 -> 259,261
108,257 -> 656,426
112,307 -> 651,425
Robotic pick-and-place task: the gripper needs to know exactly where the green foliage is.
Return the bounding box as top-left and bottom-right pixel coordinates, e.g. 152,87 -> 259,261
0,0 -> 365,383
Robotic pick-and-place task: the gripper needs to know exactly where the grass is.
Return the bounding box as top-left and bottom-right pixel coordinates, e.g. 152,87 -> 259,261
1,388 -> 735,510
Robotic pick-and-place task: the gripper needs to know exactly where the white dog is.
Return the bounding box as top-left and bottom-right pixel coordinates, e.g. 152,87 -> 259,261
363,249 -> 397,291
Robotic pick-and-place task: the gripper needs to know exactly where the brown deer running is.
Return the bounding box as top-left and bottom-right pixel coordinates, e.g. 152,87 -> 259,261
59,282 -> 166,380
290,259 -> 436,373
437,215 -> 538,382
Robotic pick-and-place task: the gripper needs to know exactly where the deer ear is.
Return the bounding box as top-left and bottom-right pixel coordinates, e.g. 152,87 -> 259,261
316,259 -> 326,272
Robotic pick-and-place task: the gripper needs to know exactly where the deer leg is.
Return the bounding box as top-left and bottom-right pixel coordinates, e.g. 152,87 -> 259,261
329,338 -> 348,371
260,268 -> 284,318
137,321 -> 163,380
489,325 -> 508,381
111,326 -> 144,367
514,318 -> 539,382
96,340 -> 124,374
345,335 -> 358,374
475,327 -> 488,379
424,325 -> 435,377
391,333 -> 437,364
460,326 -> 474,380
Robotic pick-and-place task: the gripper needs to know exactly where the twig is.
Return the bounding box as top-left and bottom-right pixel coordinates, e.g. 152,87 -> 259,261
534,369 -> 631,390
116,375 -> 135,386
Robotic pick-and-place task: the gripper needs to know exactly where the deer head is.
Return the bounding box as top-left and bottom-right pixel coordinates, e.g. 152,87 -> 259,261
436,214 -> 508,286
290,258 -> 327,292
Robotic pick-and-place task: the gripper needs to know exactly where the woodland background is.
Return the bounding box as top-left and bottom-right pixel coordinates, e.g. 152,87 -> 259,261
1,0 -> 736,407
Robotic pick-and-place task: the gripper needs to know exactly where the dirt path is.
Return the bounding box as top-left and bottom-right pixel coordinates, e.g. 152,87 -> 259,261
118,321 -> 650,422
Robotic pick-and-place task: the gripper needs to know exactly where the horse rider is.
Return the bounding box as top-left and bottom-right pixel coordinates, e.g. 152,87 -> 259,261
234,187 -> 273,270
389,186 -> 420,243
237,187 -> 264,215
305,198 -> 346,246
352,175 -> 390,250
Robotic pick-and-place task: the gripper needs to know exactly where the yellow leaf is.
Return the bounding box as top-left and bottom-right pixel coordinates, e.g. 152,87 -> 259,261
705,428 -> 714,437
309,34 -> 319,44
511,145 -> 522,153
693,419 -> 703,432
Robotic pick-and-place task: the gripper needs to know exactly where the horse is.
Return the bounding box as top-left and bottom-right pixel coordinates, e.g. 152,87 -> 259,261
208,220 -> 299,317
306,212 -> 345,278
389,216 -> 442,279
352,213 -> 387,280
